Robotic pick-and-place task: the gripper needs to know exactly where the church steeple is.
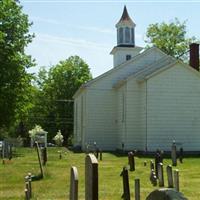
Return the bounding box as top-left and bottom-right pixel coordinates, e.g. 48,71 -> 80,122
116,6 -> 136,47
110,6 -> 143,68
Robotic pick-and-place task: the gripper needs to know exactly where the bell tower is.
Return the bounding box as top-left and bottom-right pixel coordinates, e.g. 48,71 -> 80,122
111,6 -> 143,67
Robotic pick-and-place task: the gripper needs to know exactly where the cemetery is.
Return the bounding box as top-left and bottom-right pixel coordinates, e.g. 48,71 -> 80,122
1,144 -> 200,200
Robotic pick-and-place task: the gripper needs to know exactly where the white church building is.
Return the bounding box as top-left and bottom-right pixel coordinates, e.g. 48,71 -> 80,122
73,6 -> 200,152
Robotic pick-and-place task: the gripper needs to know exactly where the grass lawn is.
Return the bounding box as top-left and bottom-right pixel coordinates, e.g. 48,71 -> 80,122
0,147 -> 200,200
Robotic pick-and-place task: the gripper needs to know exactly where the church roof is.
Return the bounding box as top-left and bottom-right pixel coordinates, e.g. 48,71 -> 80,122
116,6 -> 135,27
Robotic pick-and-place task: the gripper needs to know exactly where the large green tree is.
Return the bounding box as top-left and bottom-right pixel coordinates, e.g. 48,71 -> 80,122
28,56 -> 92,144
0,0 -> 34,130
145,18 -> 197,58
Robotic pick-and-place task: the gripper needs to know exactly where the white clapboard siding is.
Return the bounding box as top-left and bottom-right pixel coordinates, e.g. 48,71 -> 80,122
84,89 -> 117,150
125,78 -> 147,150
147,63 -> 200,151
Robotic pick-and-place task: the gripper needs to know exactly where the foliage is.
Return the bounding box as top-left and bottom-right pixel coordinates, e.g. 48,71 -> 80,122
145,18 -> 197,58
27,56 -> 92,144
53,130 -> 64,146
28,125 -> 47,139
0,0 -> 35,129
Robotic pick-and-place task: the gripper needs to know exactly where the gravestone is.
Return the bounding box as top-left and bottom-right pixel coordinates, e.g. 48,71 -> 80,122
155,150 -> 162,177
174,169 -> 179,192
135,178 -> 140,200
166,165 -> 173,188
70,166 -> 78,200
171,141 -> 177,166
179,148 -> 183,163
85,154 -> 98,200
120,167 -> 130,200
41,147 -> 47,166
158,163 -> 164,187
35,141 -> 44,178
128,151 -> 135,171
150,169 -> 157,186
150,160 -> 154,171
146,188 -> 188,200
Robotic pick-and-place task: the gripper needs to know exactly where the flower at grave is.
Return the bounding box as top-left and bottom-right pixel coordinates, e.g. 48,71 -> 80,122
29,125 -> 46,139
53,130 -> 64,146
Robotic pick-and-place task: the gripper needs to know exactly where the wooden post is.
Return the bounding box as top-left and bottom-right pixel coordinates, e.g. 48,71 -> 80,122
166,165 -> 173,188
70,166 -> 78,200
120,167 -> 130,200
85,154 -> 98,200
174,169 -> 179,191
128,152 -> 135,171
135,178 -> 140,200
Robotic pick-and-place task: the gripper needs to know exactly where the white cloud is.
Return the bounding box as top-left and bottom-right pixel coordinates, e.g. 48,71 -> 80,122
30,16 -> 62,25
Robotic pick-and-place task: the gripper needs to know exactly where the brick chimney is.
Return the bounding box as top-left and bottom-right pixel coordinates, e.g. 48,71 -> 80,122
189,43 -> 199,71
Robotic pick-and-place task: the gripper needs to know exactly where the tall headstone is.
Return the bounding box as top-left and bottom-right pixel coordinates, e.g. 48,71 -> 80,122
158,163 -> 164,187
166,165 -> 173,188
120,167 -> 130,200
35,141 -> 44,178
70,166 -> 78,200
135,178 -> 140,200
171,141 -> 177,166
174,169 -> 179,192
155,150 -> 162,177
85,154 -> 98,200
128,152 -> 135,171
179,148 -> 183,163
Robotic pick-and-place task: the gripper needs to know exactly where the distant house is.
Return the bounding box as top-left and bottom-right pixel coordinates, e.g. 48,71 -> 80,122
73,6 -> 200,151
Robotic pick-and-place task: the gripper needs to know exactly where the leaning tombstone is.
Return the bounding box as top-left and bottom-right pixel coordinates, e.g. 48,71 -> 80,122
120,167 -> 130,200
171,141 -> 177,166
70,166 -> 78,200
179,148 -> 183,163
128,151 -> 135,171
158,163 -> 164,187
85,154 -> 98,200
35,141 -> 44,178
146,188 -> 188,200
174,169 -> 179,192
135,178 -> 140,200
166,165 -> 173,188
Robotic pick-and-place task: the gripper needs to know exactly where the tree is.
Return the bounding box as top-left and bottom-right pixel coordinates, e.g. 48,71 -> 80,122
0,0 -> 35,130
145,18 -> 197,58
28,56 -> 92,144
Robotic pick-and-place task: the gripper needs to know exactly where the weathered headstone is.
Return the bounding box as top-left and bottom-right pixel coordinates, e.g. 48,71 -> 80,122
150,169 -> 157,186
128,151 -> 135,171
135,178 -> 140,200
150,160 -> 154,171
174,169 -> 179,192
158,163 -> 164,187
146,188 -> 188,200
166,165 -> 173,188
179,148 -> 183,163
85,154 -> 98,200
35,141 -> 44,178
155,150 -> 162,177
70,166 -> 78,200
120,167 -> 130,200
171,141 -> 177,166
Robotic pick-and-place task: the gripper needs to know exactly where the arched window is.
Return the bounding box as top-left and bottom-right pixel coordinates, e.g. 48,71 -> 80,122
119,28 -> 123,44
125,27 -> 130,43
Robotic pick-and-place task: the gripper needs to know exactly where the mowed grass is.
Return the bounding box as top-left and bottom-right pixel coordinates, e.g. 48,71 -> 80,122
1,147 -> 200,200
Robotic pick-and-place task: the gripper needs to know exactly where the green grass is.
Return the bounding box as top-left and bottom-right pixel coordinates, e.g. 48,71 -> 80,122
0,147 -> 200,199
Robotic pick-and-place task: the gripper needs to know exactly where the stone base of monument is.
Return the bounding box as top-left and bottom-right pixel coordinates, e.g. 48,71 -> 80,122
146,188 -> 188,200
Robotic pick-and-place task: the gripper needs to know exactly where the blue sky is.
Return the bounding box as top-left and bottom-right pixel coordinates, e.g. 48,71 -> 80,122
21,0 -> 200,77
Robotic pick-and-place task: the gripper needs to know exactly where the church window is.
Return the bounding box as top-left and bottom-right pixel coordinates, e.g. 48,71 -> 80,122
119,28 -> 123,43
131,28 -> 135,44
126,55 -> 131,61
125,27 -> 130,43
